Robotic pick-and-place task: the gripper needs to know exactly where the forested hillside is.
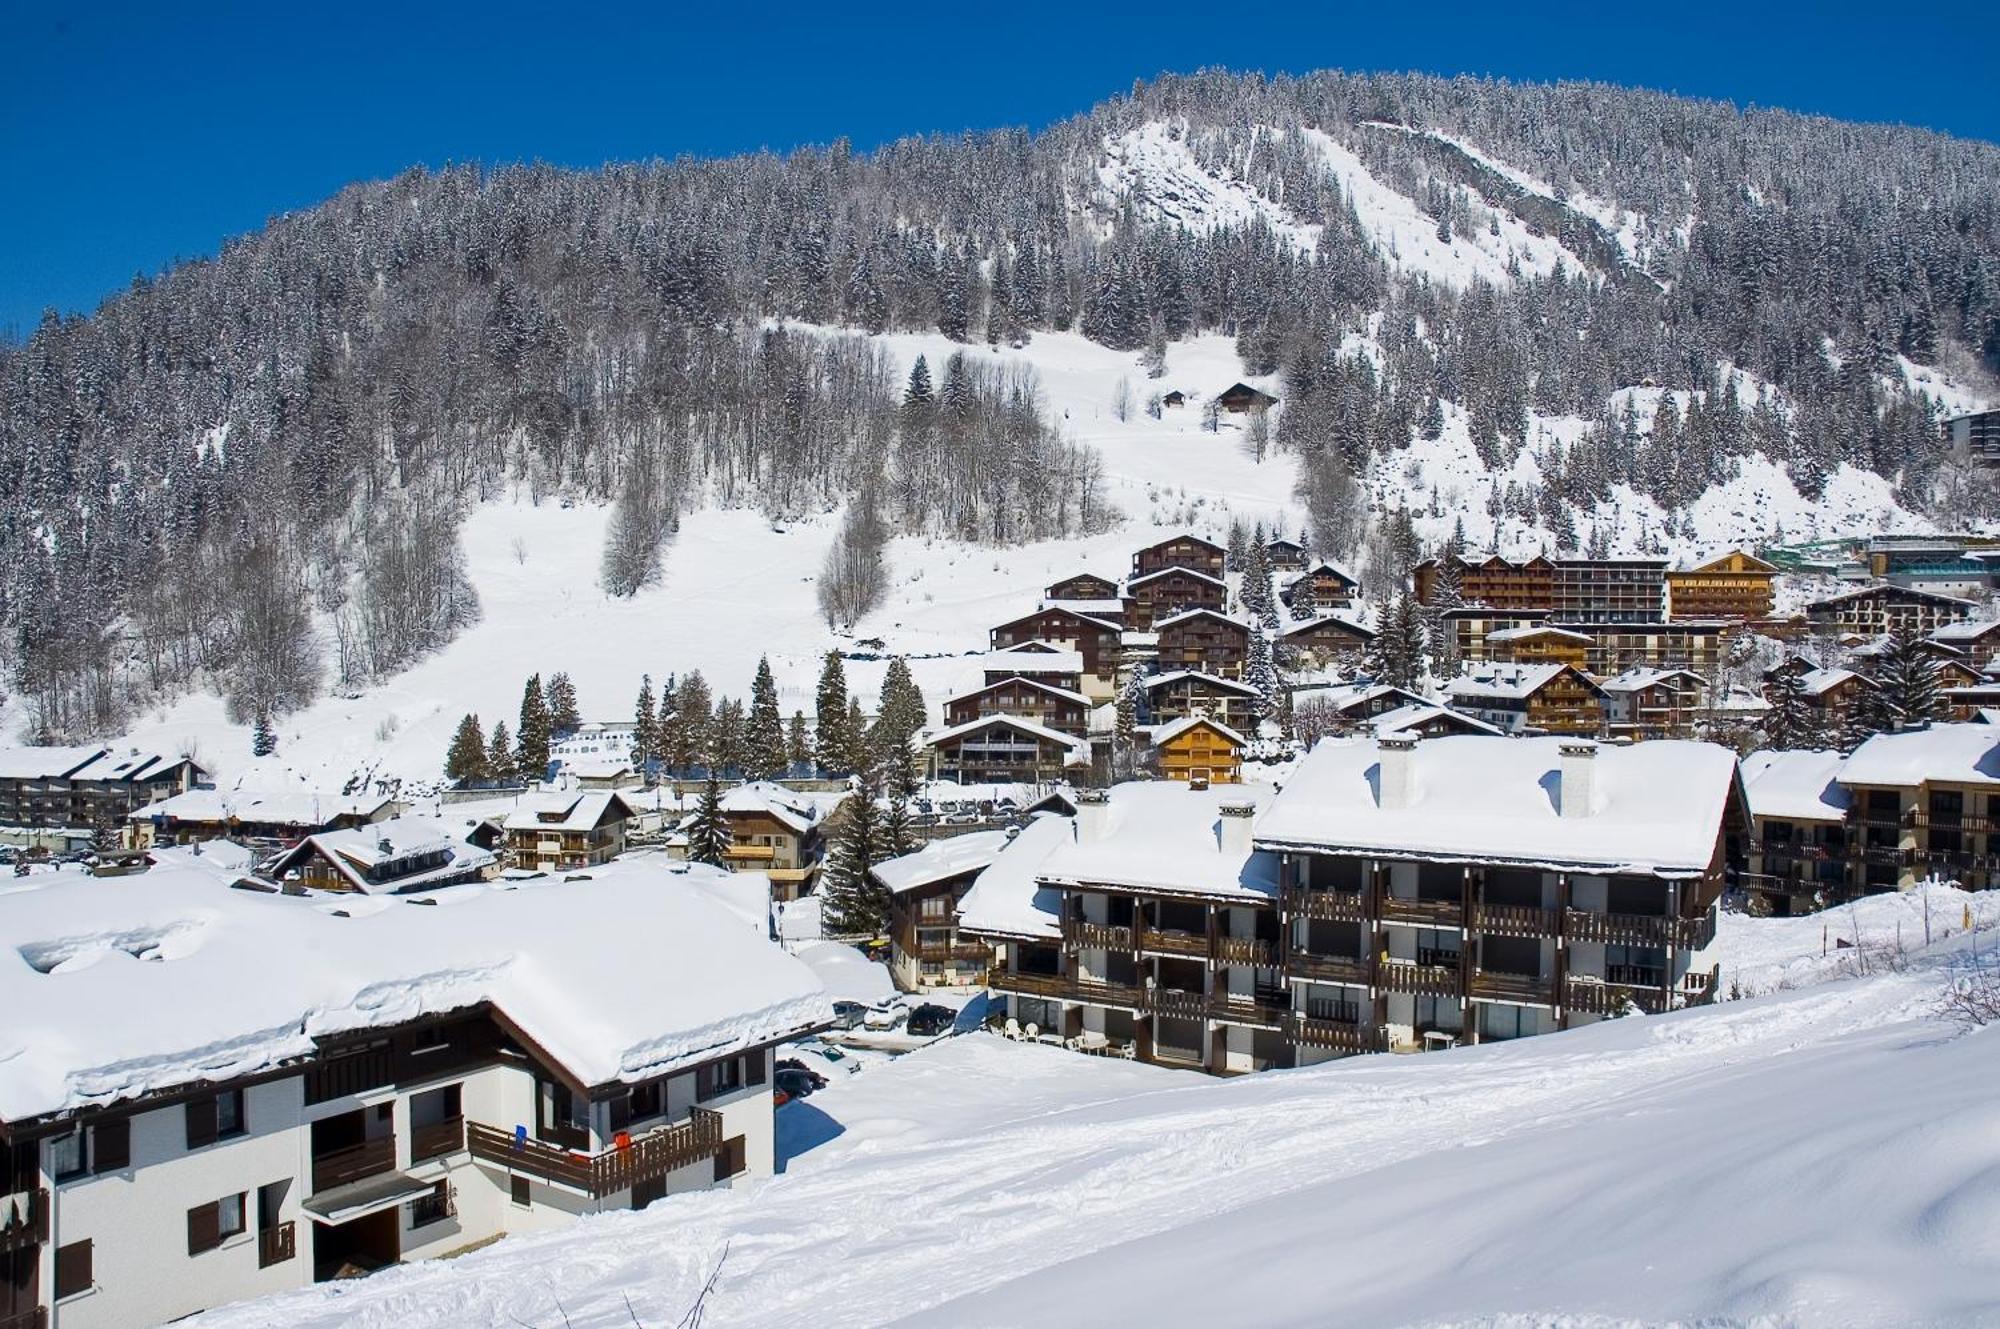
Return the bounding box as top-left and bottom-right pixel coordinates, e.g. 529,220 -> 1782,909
3,68 -> 1996,740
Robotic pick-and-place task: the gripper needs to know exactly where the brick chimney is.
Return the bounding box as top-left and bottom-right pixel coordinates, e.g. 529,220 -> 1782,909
1376,735 -> 1418,811
1559,741 -> 1598,818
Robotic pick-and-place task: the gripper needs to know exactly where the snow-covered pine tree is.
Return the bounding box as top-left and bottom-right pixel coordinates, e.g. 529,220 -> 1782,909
814,652 -> 853,775
486,720 -> 514,782
1247,629 -> 1279,726
1289,570 -> 1319,622
872,655 -> 927,755
786,711 -> 811,775
515,675 -> 552,782
632,674 -> 658,772
711,696 -> 747,776
545,672 -> 581,738
1868,622 -> 1942,731
1762,668 -> 1820,751
821,777 -> 887,936
746,656 -> 787,779
252,711 -> 277,758
844,697 -> 870,774
673,672 -> 712,774
444,713 -> 486,784
685,776 -> 728,867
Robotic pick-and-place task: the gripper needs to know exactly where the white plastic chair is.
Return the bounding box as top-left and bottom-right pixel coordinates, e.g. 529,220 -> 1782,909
1023,1022 -> 1040,1042
1003,1017 -> 1022,1041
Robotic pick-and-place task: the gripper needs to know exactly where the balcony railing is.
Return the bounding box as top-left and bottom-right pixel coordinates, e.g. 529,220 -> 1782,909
1563,978 -> 1671,1016
1061,919 -> 1135,953
1560,909 -> 1712,950
1281,887 -> 1366,923
1471,903 -> 1560,938
1143,987 -> 1211,1021
1377,960 -> 1462,998
986,968 -> 1144,1009
257,1220 -> 297,1269
0,1188 -> 47,1252
1206,990 -> 1289,1029
466,1109 -> 722,1198
1469,969 -> 1555,1006
1377,896 -> 1464,929
311,1134 -> 398,1194
1285,1014 -> 1383,1053
1138,927 -> 1209,958
410,1115 -> 466,1164
1288,951 -> 1370,985
1214,935 -> 1274,966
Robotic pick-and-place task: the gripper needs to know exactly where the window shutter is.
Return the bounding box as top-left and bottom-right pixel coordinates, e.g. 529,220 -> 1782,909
695,1064 -> 714,1102
188,1200 -> 221,1255
607,1092 -> 631,1134
186,1096 -> 218,1149
745,1053 -> 766,1088
55,1239 -> 93,1299
93,1118 -> 130,1172
713,1134 -> 747,1182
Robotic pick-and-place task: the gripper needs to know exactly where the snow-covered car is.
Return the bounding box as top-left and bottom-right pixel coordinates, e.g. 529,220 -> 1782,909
862,1000 -> 908,1030
905,1003 -> 958,1038
829,1000 -> 868,1030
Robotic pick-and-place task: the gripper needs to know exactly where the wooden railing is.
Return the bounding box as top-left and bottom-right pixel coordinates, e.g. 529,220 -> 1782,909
1471,903 -> 1561,938
1143,987 -> 1210,1021
1285,1014 -> 1382,1053
304,1045 -> 394,1104
1377,961 -> 1462,998
1288,951 -> 1369,985
1213,935 -> 1274,967
1469,970 -> 1555,1006
1061,920 -> 1135,953
258,1220 -> 297,1269
311,1135 -> 397,1194
985,968 -> 1144,1009
0,1188 -> 47,1252
0,1307 -> 47,1329
1563,978 -> 1671,1016
914,938 -> 994,963
1281,888 -> 1366,922
1377,896 -> 1464,928
1138,927 -> 1208,958
466,1109 -> 722,1198
410,1115 -> 466,1164
1206,991 -> 1289,1028
1561,909 -> 1712,950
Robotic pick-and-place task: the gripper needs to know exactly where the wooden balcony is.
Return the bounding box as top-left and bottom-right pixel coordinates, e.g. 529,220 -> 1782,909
1061,919 -> 1135,953
986,968 -> 1144,1009
1143,987 -> 1211,1021
1469,969 -> 1555,1006
410,1115 -> 466,1164
1206,991 -> 1289,1029
1214,935 -> 1274,966
1138,927 -> 1208,958
1471,903 -> 1560,938
1285,1014 -> 1383,1053
1563,977 -> 1671,1016
1377,960 -> 1462,998
0,1187 -> 47,1252
466,1109 -> 722,1198
1281,887 -> 1366,923
1561,909 -> 1712,950
258,1220 -> 297,1269
311,1134 -> 397,1195
1377,896 -> 1464,929
1288,951 -> 1370,985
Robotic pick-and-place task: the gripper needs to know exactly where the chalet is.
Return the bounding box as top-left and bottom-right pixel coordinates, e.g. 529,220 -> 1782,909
943,677 -> 1090,738
990,608 -> 1123,699
1413,554 -> 1555,611
925,714 -> 1088,785
1151,716 -> 1247,785
980,641 -> 1086,693
711,782 -> 839,899
1125,566 -> 1227,629
1739,749 -> 1857,914
1263,537 -> 1308,570
1044,572 -> 1121,602
1042,597 -> 1131,627
128,788 -> 403,851
1161,390 -> 1187,408
501,791 -> 634,872
870,829 -> 1011,990
1154,609 -> 1252,680
259,814 -> 498,895
1364,704 -> 1503,739
1141,670 -> 1261,729
1667,550 -> 1778,620
1762,658 -> 1876,731
1804,584 -> 1975,637
1931,618 -> 2000,670
1443,663 -> 1607,736
1216,382 -> 1278,413
1282,561 -> 1359,609
0,746 -> 205,835
568,759 -> 636,791
1440,606 -> 1549,663
972,737 -> 1733,1072
1288,683 -> 1433,735
1276,614 -> 1376,669
1486,624 -> 1592,670
0,858 -> 827,1329
1130,533 -> 1226,581
1599,667 -> 1708,740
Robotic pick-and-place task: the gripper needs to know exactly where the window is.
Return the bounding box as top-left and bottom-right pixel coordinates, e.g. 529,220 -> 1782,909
216,1192 -> 246,1240
186,1088 -> 245,1149
628,1079 -> 665,1122
698,1057 -> 744,1101
410,1181 -> 454,1228
215,1089 -> 246,1139
509,1176 -> 531,1208
49,1128 -> 86,1181
55,1238 -> 93,1299
92,1119 -> 130,1173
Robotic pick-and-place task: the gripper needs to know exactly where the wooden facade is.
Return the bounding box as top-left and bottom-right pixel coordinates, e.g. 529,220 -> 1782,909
1142,672 -> 1260,729
1044,573 -> 1120,601
1286,561 -> 1358,608
1277,615 -> 1375,669
943,677 -> 1090,738
1667,550 -> 1778,620
990,608 -> 1123,696
1445,665 -> 1607,736
1126,566 -> 1227,629
878,867 -> 997,991
1154,610 -> 1251,680
1130,534 -> 1227,581
1152,718 -> 1245,785
1264,538 -> 1308,570
1216,383 -> 1278,413
503,794 -> 632,872
1487,625 -> 1591,670
926,715 -> 1083,785
1414,554 -> 1554,611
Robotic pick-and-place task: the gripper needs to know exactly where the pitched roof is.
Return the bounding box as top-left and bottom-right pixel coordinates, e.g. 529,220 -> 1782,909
955,814 -> 1077,941
1280,612 -> 1376,641
1364,703 -> 1503,737
1487,624 -> 1593,644
0,746 -> 195,784
1288,682 -> 1431,715
718,781 -> 837,835
263,813 -> 497,894
1932,618 -> 2000,643
1443,662 -> 1605,701
1036,783 -> 1278,901
1806,584 -> 1977,611
993,606 -> 1123,635
1840,724 -> 2000,789
868,827 -> 1016,895
1127,565 -> 1227,591
926,713 -> 1091,761
1142,670 -> 1261,697
1149,715 -> 1250,748
1739,750 -> 1852,823
1153,606 -> 1249,633
500,790 -> 635,833
946,676 -> 1090,708
130,786 -> 400,827
1133,532 -> 1224,557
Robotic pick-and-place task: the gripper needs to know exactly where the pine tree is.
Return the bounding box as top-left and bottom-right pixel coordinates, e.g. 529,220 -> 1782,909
1116,667 -> 1144,745
655,677 -> 679,775
487,720 -> 515,782
515,674 -> 552,781
1289,571 -> 1319,622
673,671 -> 712,774
1246,629 -> 1279,726
822,776 -> 887,936
871,655 -> 927,755
1871,621 -> 1942,729
814,651 -> 853,774
1763,669 -> 1820,750
444,712 -> 487,784
632,674 -> 658,772
1368,594 -> 1425,689
880,734 -> 920,800
685,776 -> 729,867
545,672 -> 581,737
786,710 -> 811,775
711,696 -> 747,775
745,656 -> 787,779
844,696 -> 870,774
252,710 -> 277,758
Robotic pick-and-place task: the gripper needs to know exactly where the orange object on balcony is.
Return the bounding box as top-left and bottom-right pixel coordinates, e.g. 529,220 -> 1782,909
613,1131 -> 632,1151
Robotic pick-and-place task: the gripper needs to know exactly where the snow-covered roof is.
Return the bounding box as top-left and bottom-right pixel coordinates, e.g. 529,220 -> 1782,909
1279,612 -> 1375,640
1254,736 -> 1739,876
131,786 -> 400,827
1153,607 -> 1248,633
1488,624 -> 1593,644
146,840 -> 258,874
1932,618 -> 2000,643
1443,662 -> 1601,701
265,813 -> 498,894
869,827 -> 1016,895
996,606 -> 1123,634
0,856 -> 829,1125
1739,750 -> 1852,823
1840,724 -> 2000,789
1127,565 -> 1227,591
1798,667 -> 1863,698
1041,598 -> 1127,618
501,790 -> 635,833
955,814 -> 1077,941
1807,584 -> 1976,610
945,676 -> 1089,709
1364,702 -> 1503,737
718,781 -> 835,835
1038,782 -> 1278,901
1289,682 -> 1430,715
0,745 -> 192,783
1142,669 -> 1260,697
980,646 -> 1085,676
1149,715 -> 1249,748
925,714 -> 1091,764
1599,667 -> 1706,694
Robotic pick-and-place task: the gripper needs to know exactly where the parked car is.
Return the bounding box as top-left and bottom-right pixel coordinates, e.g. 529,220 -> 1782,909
863,999 -> 908,1030
774,1067 -> 819,1100
776,1058 -> 829,1090
904,1003 -> 958,1037
829,1000 -> 868,1030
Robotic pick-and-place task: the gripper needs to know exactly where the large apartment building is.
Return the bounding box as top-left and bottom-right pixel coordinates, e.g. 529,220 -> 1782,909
1665,550 -> 1778,620
0,748 -> 205,836
970,737 -> 1737,1073
0,858 -> 828,1329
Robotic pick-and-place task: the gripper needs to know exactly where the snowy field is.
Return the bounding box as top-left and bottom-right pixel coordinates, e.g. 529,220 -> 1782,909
189,891 -> 2000,1329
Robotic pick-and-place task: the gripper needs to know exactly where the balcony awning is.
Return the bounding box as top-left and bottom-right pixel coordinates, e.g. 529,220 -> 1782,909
303,1171 -> 434,1224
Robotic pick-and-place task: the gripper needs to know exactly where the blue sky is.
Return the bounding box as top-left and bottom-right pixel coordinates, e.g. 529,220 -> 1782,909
4,0 -> 1997,338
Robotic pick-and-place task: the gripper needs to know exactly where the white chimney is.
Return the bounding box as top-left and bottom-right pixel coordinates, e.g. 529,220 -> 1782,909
1076,788 -> 1111,843
1559,741 -> 1598,818
1217,797 -> 1256,859
1376,735 -> 1417,811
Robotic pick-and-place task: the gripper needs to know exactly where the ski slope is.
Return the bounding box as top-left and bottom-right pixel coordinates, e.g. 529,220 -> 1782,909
188,892 -> 2000,1329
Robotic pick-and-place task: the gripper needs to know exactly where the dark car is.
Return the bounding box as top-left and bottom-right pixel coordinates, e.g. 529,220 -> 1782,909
904,1003 -> 959,1037
774,1067 -> 819,1100
776,1058 -> 828,1090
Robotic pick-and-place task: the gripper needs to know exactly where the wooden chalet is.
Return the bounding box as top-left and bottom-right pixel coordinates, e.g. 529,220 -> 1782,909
981,640 -> 1086,694
1364,703 -> 1505,739
943,676 -> 1090,738
990,607 -> 1124,699
1151,716 -> 1247,785
1762,657 -> 1876,730
1442,663 -> 1607,736
502,792 -> 634,872
1441,607 -> 1549,663
1283,561 -> 1358,609
1414,554 -> 1555,611
1667,550 -> 1778,620
1277,614 -> 1376,669
1161,390 -> 1187,408
1131,533 -> 1227,580
1288,683 -> 1433,734
1044,572 -> 1121,602
1486,624 -> 1592,670
260,814 -> 497,895
1142,670 -> 1261,729
1805,584 -> 1975,637
1930,617 -> 2000,670
1126,565 -> 1228,630
925,714 -> 1087,785
705,781 -> 837,900
1600,668 -> 1708,740
871,831 -> 1010,990
1154,609 -> 1252,679
1216,382 -> 1278,413
129,787 -> 403,851
1264,537 -> 1308,570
